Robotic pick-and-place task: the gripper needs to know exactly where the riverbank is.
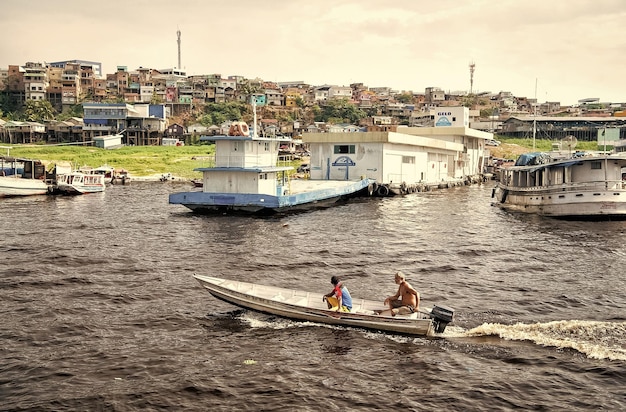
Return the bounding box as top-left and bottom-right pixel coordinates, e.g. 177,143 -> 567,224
3,137 -> 599,181
3,144 -> 213,180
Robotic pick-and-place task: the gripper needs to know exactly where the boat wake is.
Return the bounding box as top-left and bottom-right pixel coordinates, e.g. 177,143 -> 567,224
446,320 -> 626,361
238,312 -> 626,361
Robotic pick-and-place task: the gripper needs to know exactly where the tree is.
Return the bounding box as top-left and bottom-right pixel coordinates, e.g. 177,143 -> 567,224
315,98 -> 367,124
396,93 -> 413,104
150,91 -> 164,104
20,100 -> 56,122
57,104 -> 84,121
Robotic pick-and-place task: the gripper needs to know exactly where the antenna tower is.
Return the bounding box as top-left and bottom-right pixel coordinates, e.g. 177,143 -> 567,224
469,61 -> 475,94
177,29 -> 181,69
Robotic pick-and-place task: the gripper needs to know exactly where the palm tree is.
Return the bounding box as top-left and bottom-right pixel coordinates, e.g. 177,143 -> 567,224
22,100 -> 56,122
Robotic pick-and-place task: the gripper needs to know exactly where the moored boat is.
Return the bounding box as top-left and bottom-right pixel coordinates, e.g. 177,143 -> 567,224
492,151 -> 626,219
193,274 -> 455,336
79,164 -> 115,182
55,171 -> 106,195
0,156 -> 51,197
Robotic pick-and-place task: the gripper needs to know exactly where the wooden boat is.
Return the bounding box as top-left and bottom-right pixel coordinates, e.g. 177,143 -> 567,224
0,156 -> 51,197
55,171 -> 106,195
492,151 -> 626,219
193,275 -> 455,336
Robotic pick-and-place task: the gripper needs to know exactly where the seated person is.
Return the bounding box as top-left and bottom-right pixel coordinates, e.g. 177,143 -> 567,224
376,271 -> 419,316
322,276 -> 352,312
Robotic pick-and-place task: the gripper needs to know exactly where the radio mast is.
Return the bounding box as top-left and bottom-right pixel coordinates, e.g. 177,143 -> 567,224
177,29 -> 181,69
469,61 -> 475,94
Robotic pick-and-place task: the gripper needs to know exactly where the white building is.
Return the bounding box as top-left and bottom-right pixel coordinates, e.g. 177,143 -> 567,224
328,86 -> 352,99
303,107 -> 493,185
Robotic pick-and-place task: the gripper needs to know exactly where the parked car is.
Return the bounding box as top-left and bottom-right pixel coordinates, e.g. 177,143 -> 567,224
486,139 -> 501,147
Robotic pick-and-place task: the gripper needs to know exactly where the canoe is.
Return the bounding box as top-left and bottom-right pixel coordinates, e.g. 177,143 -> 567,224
193,274 -> 454,336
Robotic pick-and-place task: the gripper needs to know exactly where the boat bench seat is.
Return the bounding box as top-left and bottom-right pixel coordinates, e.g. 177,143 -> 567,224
285,297 -> 308,306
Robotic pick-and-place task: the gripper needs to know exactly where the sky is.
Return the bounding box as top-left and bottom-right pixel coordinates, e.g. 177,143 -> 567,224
1,0 -> 625,106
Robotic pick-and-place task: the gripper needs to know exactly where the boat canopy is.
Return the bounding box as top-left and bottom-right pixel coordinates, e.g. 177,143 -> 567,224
515,152 -> 551,166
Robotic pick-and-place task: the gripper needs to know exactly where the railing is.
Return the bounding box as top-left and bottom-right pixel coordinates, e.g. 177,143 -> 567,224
193,154 -> 292,169
509,180 -> 626,192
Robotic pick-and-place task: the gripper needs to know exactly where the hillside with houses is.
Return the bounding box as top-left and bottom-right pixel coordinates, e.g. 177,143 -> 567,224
1,59 -> 625,145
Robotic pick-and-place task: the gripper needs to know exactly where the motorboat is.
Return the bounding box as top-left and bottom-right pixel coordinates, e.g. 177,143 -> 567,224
193,274 -> 454,336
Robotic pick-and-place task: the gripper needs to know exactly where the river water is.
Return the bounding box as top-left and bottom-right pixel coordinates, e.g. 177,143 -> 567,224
1,181 -> 624,411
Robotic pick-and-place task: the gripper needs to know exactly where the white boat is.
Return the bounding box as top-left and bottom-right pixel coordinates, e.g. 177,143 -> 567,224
492,151 -> 626,219
169,101 -> 373,214
0,156 -> 50,197
193,274 -> 455,336
55,171 -> 106,195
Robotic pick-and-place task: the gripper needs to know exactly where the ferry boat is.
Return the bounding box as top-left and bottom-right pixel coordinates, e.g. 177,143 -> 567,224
492,151 -> 626,219
169,101 -> 372,215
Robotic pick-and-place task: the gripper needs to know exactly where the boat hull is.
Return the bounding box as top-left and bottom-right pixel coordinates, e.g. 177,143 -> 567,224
493,185 -> 626,219
193,275 -> 441,336
170,179 -> 373,214
0,176 -> 50,197
55,184 -> 105,195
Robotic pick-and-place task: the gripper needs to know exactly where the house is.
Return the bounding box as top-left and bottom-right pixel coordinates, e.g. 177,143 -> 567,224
328,86 -> 352,100
82,102 -> 167,146
0,121 -> 46,144
327,124 -> 361,133
188,123 -> 208,135
501,116 -> 626,140
82,102 -> 130,140
166,123 -> 185,137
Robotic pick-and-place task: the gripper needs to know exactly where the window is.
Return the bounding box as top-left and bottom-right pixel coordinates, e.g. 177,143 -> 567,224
591,161 -> 602,170
334,145 -> 355,154
402,156 -> 415,164
233,141 -> 243,151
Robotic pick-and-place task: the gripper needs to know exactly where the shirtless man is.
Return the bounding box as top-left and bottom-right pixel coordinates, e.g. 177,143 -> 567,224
377,271 -> 420,316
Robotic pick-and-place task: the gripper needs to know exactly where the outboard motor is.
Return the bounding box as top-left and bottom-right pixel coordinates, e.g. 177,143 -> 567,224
430,305 -> 455,333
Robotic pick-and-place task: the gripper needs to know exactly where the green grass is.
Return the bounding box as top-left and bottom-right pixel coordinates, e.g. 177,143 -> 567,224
2,143 -> 307,179
3,144 -> 215,179
495,137 -> 600,152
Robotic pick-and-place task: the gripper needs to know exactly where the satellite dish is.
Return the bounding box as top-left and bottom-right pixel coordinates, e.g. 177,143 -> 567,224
560,135 -> 578,151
